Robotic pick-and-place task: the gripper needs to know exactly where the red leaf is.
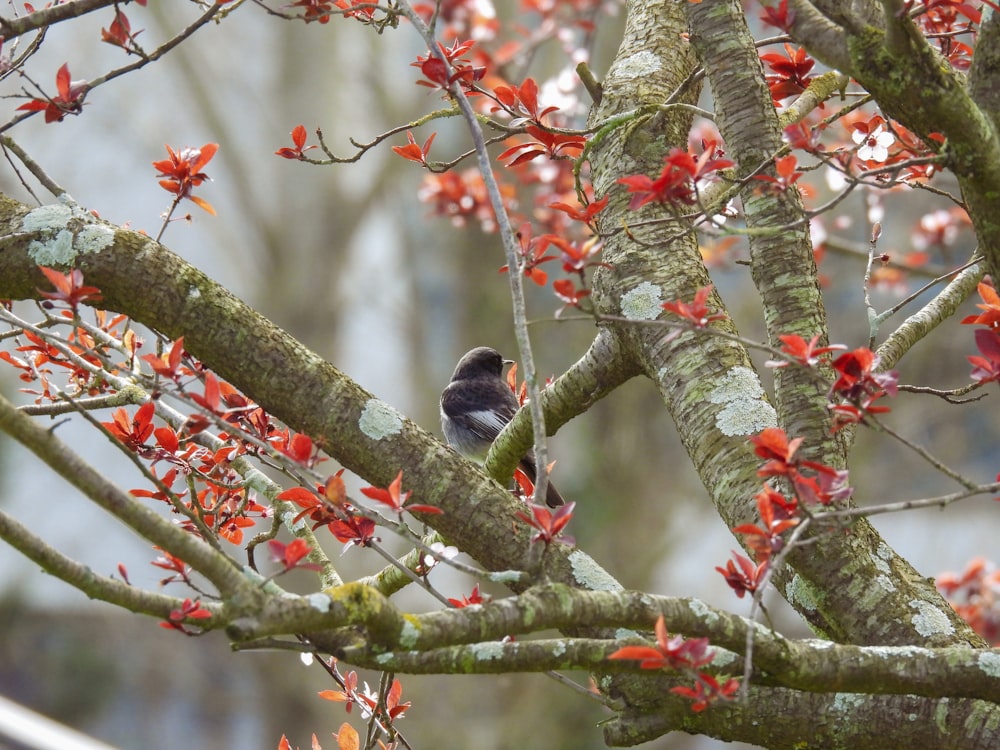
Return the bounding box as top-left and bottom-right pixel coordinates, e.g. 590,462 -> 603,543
17,63 -> 86,123
515,501 -> 576,544
153,426 -> 179,453
153,143 -> 219,211
962,282 -> 1000,328
275,125 -> 317,159
662,285 -> 727,328
969,328 -> 1000,383
37,266 -> 103,311
334,723 -> 359,750
392,130 -> 436,164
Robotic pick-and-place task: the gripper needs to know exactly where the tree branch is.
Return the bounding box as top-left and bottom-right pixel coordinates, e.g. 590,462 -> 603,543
0,504 -> 207,620
0,0 -> 119,39
0,390 -> 248,597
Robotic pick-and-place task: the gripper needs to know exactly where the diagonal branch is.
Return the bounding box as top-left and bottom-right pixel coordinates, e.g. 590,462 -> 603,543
0,505 -> 210,620
0,391 -> 248,597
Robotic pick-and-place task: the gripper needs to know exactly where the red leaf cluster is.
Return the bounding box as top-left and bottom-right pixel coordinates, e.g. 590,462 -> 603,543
505,361 -> 528,407
500,221 -> 559,285
419,168 -> 516,231
670,674 -> 741,712
732,484 -> 800,561
715,550 -> 768,599
152,143 -> 219,214
550,195 -> 607,231
360,470 -> 443,516
268,538 -> 322,573
962,282 -> 1000,384
760,0 -> 795,31
937,557 -> 1000,646
448,583 -> 485,608
760,44 -> 814,103
150,547 -> 192,588
411,40 -> 485,91
766,333 -> 846,369
618,141 -> 733,210
319,672 -> 410,724
491,77 -> 558,127
662,285 -> 728,328
276,471 -> 388,549
552,278 -> 591,310
334,0 -> 378,21
287,0 -> 336,23
103,401 -> 156,453
968,328 -> 1000,384
608,615 -> 740,712
37,266 -> 103,313
275,125 -> 317,160
17,63 -> 86,123
516,501 -> 575,545
753,154 -> 807,195
962,281 -> 1000,329
751,427 -> 851,507
716,429 -> 849,600
913,0 -> 998,70
498,126 -> 586,167
3,311 -> 126,401
160,598 -> 212,634
101,9 -> 142,52
140,336 -> 188,381
828,348 -> 898,430
391,130 -> 436,165
102,366 -> 340,549
608,615 -> 714,671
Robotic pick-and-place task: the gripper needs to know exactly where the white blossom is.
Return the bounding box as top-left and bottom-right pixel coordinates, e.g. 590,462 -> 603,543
853,126 -> 895,162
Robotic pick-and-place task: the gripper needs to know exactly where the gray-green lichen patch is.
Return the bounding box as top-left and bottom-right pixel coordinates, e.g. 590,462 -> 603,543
22,197 -> 116,265
786,573 -> 819,612
469,641 -> 505,661
831,692 -> 866,713
977,651 -> 1000,677
307,592 -> 331,612
872,543 -> 893,574
486,570 -> 525,585
610,50 -> 662,81
708,647 -> 738,668
875,574 -> 897,592
21,203 -> 73,234
398,618 -> 420,649
569,549 -> 623,591
76,223 -> 115,253
688,598 -> 720,624
280,507 -> 308,532
358,399 -> 404,440
620,281 -> 663,320
708,366 -> 777,436
909,599 -> 955,637
866,645 -> 925,660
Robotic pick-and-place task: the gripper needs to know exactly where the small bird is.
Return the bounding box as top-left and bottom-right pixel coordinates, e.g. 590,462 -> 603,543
440,346 -> 565,507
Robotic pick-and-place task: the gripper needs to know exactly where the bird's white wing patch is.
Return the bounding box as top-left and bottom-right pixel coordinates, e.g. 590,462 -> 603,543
463,409 -> 510,440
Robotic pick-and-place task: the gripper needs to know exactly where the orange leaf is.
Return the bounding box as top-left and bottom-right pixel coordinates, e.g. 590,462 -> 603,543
334,723 -> 359,750
188,194 -> 217,215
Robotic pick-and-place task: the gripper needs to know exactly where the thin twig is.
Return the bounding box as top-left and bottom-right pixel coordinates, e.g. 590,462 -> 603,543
397,0 -> 553,506
0,135 -> 66,196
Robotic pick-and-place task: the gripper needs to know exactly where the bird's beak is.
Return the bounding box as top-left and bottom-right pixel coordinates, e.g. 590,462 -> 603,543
503,359 -> 515,367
